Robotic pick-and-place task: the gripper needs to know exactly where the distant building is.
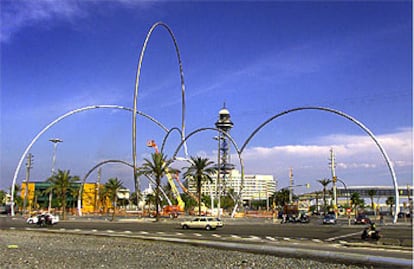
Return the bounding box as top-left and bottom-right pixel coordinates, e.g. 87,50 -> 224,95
188,169 -> 277,204
20,181 -> 129,214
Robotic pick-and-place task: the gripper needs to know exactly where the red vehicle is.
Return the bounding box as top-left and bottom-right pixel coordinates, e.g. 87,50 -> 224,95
354,214 -> 371,224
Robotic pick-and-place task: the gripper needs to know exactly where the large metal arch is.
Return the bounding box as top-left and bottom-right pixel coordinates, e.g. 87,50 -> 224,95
10,104 -> 168,216
132,21 -> 188,198
171,127 -> 245,218
160,127 -> 182,154
241,106 -> 399,223
77,159 -> 171,216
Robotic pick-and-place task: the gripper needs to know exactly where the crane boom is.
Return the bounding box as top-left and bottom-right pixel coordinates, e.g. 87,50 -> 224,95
147,140 -> 185,211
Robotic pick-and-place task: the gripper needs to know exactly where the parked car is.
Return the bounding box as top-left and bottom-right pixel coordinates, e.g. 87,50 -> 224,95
323,214 -> 337,225
26,213 -> 59,225
181,217 -> 223,230
398,212 -> 411,218
354,214 -> 371,225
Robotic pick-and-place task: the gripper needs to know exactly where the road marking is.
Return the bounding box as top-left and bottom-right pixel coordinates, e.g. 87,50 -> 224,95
266,236 -> 276,241
247,236 -> 261,241
326,231 -> 361,242
193,233 -> 202,237
312,239 -> 322,243
175,232 -> 183,236
124,231 -> 132,233
139,231 -> 149,234
91,229 -> 97,232
9,227 -> 16,230
230,234 -> 241,239
156,231 -> 165,235
212,234 -> 221,238
283,237 -> 291,241
105,230 -> 114,233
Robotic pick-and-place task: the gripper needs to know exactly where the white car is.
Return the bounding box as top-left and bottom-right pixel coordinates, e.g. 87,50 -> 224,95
181,217 -> 223,230
26,213 -> 59,225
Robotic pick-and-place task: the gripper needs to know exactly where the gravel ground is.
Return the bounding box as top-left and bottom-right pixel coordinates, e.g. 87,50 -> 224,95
0,230 -> 370,269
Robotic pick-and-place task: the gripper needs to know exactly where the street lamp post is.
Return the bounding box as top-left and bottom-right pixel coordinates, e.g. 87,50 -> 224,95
48,138 -> 63,213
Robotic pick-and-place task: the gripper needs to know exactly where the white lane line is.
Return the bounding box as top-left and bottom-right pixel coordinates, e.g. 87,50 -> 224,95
193,233 -> 202,237
230,234 -> 241,239
91,229 -> 98,232
312,239 -> 322,243
124,231 -> 132,233
266,236 -> 276,241
212,234 -> 221,238
105,230 -> 114,233
175,232 -> 184,236
139,231 -> 149,234
247,236 -> 261,241
326,231 -> 361,242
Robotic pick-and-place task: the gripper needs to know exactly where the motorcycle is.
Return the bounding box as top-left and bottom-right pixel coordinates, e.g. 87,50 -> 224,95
361,227 -> 381,240
37,214 -> 51,227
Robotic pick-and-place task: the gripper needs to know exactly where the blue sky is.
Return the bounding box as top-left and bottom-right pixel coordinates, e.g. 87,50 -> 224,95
1,1 -> 412,194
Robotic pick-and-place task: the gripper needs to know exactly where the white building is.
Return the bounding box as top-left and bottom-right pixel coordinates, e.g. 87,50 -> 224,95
188,169 -> 277,203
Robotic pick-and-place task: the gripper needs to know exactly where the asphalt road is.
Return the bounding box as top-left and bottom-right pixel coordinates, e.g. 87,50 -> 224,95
2,215 -> 411,243
1,215 -> 412,268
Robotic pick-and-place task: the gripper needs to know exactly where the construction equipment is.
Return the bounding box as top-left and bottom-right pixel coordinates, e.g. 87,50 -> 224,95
146,140 -> 185,212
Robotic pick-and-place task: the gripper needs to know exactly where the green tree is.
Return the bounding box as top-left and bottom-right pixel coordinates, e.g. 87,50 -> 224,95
318,179 -> 331,214
272,189 -> 292,208
0,190 -> 7,205
137,153 -> 175,222
350,192 -> 364,216
368,189 -> 377,214
104,178 -> 124,221
386,196 -> 395,216
47,170 -> 80,220
183,156 -> 215,216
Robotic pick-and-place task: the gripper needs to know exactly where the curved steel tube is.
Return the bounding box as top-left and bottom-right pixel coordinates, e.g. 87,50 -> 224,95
10,105 -> 168,216
241,106 -> 399,223
160,127 -> 182,154
132,21 -> 188,201
171,127 -> 245,217
77,159 -> 171,216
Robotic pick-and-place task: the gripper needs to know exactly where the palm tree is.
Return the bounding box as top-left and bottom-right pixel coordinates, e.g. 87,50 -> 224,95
183,157 -> 216,216
367,189 -> 377,216
386,196 -> 395,216
273,189 -> 291,208
104,178 -> 124,221
10,184 -> 22,212
47,170 -> 80,220
137,153 -> 175,222
317,179 -> 331,214
350,192 -> 364,216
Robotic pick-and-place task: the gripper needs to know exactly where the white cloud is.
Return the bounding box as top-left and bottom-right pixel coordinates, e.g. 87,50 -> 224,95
1,0 -> 85,43
1,0 -> 154,43
239,128 -> 412,187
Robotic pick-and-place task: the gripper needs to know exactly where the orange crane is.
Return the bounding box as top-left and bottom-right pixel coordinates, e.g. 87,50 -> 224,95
146,140 -> 209,215
146,140 -> 185,213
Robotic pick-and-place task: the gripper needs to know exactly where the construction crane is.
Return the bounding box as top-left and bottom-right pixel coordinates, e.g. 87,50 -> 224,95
146,140 -> 185,212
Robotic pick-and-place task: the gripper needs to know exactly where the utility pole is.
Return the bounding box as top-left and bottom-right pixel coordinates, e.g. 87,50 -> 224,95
289,168 -> 294,204
23,153 -> 33,215
49,138 -> 63,213
329,148 -> 338,217
95,168 -> 102,212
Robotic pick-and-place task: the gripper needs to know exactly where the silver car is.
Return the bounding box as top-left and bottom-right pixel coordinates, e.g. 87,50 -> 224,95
181,217 -> 223,230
